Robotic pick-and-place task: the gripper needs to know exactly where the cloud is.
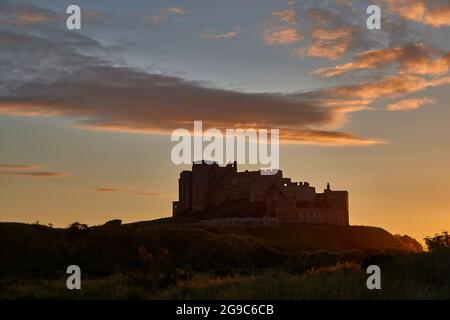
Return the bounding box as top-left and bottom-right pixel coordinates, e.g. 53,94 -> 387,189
278,129 -> 383,146
0,6 -> 384,147
149,6 -> 186,27
324,75 -> 450,101
399,46 -> 450,76
305,27 -> 356,60
314,44 -> 450,77
272,9 -> 298,24
261,27 -> 302,45
0,161 -> 69,178
385,0 -> 450,28
0,171 -> 69,178
162,7 -> 186,15
0,163 -> 39,170
85,10 -> 108,23
314,47 -> 403,77
385,98 -> 435,111
301,8 -> 375,60
200,30 -> 239,40
0,2 -> 56,25
94,187 -> 163,197
261,7 -> 302,46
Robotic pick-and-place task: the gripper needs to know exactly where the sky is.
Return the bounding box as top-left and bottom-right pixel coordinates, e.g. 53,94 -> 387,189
0,0 -> 449,241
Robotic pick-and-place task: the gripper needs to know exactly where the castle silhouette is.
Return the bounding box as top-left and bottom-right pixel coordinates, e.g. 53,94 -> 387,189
173,161 -> 349,225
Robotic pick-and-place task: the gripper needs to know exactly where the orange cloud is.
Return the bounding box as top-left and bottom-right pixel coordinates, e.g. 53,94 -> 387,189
272,9 -> 298,24
261,27 -> 302,45
314,47 -> 403,77
0,171 -> 69,178
0,3 -> 55,25
0,162 -> 69,178
306,27 -> 355,60
315,45 -> 450,77
279,129 -> 384,146
400,52 -> 450,76
328,75 -> 450,100
385,0 -> 450,28
385,98 -> 435,111
16,13 -> 49,24
0,28 -> 389,147
95,187 -> 163,197
261,7 -> 302,46
0,163 -> 40,170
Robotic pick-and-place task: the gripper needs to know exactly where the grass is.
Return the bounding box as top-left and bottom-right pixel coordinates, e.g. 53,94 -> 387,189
2,250 -> 449,300
0,221 -> 446,300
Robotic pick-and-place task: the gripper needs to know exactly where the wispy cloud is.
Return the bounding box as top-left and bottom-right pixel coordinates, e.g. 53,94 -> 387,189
261,27 -> 302,45
200,29 -> 239,40
0,23 -> 386,146
324,75 -> 450,101
314,47 -> 403,77
272,9 -> 298,25
94,187 -> 163,197
0,3 -> 56,25
7,3 -> 450,146
385,98 -> 435,111
150,6 -> 186,27
300,7 -> 375,61
0,171 -> 69,178
385,0 -> 450,28
0,163 -> 39,170
261,7 -> 302,46
314,44 -> 450,77
162,7 -> 186,15
305,27 -> 355,60
0,162 -> 69,178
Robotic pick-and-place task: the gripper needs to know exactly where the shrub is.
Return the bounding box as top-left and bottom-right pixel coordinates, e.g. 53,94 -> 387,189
424,231 -> 450,252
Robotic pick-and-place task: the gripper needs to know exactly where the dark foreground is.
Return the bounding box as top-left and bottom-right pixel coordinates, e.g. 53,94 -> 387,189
0,219 -> 448,299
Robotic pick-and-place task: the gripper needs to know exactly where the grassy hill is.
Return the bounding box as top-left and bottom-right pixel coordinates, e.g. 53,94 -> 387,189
128,218 -> 410,251
227,224 -> 410,251
3,219 -> 448,300
0,219 -> 409,278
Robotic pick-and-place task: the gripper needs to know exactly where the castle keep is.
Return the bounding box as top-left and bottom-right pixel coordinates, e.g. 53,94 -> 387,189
173,161 -> 349,225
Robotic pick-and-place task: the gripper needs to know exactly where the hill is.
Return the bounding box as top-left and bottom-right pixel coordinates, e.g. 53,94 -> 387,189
0,219 -> 410,278
228,224 -> 409,251
129,218 -> 410,251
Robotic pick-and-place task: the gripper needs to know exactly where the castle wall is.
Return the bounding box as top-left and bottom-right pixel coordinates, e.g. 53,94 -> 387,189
276,207 -> 349,225
173,162 -> 349,226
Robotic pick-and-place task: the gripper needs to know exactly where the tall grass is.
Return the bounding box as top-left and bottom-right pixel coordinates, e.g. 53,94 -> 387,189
2,250 -> 449,300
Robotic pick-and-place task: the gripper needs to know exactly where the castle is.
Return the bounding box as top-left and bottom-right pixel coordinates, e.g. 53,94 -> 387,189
173,161 -> 349,225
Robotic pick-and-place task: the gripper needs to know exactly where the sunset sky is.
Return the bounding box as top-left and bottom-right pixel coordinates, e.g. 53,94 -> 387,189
0,0 -> 449,241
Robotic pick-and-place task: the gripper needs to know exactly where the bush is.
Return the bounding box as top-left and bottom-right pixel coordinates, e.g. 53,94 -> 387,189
424,231 -> 450,251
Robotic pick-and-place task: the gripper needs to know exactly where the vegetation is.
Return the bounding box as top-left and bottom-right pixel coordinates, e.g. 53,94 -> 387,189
0,219 -> 448,300
425,231 -> 450,251
394,234 -> 423,252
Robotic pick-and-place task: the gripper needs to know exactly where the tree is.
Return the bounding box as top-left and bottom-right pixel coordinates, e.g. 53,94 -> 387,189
67,221 -> 89,236
424,231 -> 450,251
394,234 -> 423,252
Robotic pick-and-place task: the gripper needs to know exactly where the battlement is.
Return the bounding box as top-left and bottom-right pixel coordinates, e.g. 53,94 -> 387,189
173,162 -> 349,225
